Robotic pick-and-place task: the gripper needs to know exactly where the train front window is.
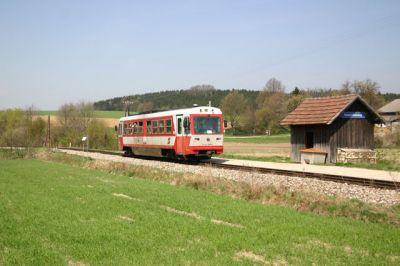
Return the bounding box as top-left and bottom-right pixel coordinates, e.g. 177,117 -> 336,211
193,116 -> 221,134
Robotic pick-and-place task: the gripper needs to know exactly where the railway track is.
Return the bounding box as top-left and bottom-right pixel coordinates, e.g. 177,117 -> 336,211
200,161 -> 399,190
59,147 -> 400,190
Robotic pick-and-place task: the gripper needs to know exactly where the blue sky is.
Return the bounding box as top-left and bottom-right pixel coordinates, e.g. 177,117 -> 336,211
1,0 -> 399,109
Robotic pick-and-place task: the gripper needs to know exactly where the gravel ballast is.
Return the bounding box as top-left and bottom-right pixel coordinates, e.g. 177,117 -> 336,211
59,149 -> 400,206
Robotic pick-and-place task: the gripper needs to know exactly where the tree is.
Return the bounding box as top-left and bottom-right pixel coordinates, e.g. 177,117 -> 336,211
0,107 -> 48,148
255,78 -> 287,133
87,120 -> 117,150
58,103 -> 75,128
291,87 -> 300,95
77,102 -> 94,129
257,78 -> 286,112
55,101 -> 95,147
58,101 -> 94,131
263,78 -> 285,93
137,101 -> 154,113
188,84 -> 216,92
29,117 -> 46,146
0,109 -> 25,147
220,91 -> 248,135
341,80 -> 352,95
287,94 -> 306,113
255,92 -> 287,133
240,107 -> 256,135
352,79 -> 384,109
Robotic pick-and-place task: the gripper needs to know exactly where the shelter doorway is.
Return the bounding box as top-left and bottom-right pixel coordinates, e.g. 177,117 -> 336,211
305,132 -> 314,148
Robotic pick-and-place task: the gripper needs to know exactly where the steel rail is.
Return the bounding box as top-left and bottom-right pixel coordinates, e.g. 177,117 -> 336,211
59,147 -> 399,190
197,161 -> 399,190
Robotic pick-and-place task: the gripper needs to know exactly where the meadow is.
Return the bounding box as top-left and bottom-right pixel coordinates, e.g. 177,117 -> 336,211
1,156 -> 400,265
224,134 -> 290,144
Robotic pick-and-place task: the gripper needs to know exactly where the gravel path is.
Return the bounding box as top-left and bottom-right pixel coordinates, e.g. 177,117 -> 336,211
59,149 -> 400,206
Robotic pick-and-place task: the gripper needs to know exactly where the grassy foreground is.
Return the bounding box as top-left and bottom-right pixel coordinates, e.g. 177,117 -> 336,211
1,159 -> 400,265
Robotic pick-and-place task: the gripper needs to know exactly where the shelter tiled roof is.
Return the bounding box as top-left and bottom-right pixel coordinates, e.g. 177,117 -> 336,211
280,94 -> 382,125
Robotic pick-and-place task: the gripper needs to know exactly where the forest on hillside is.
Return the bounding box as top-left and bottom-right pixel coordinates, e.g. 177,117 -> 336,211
94,84 -> 399,113
94,85 -> 259,112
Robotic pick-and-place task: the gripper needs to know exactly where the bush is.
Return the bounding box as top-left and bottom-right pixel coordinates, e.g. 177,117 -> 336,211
394,128 -> 400,146
0,149 -> 34,159
375,127 -> 400,148
374,136 -> 384,148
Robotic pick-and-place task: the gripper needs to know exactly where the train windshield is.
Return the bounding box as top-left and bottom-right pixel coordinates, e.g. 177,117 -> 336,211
193,116 -> 221,134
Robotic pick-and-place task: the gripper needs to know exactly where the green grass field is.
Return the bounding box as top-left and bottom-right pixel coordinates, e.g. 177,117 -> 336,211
92,110 -> 125,118
35,110 -> 59,116
36,110 -> 124,119
1,159 -> 400,265
224,134 -> 290,144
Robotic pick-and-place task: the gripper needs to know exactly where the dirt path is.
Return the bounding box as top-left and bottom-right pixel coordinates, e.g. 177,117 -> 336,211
223,142 -> 290,157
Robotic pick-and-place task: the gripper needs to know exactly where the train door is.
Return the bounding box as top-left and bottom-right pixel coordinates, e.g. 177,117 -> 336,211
176,115 -> 184,154
176,115 -> 191,155
118,122 -> 124,150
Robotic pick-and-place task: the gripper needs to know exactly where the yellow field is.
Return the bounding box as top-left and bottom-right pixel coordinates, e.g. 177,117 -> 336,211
33,115 -> 119,128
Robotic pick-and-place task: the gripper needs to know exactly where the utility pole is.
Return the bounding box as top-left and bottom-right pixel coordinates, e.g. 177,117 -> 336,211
122,98 -> 134,116
46,115 -> 51,148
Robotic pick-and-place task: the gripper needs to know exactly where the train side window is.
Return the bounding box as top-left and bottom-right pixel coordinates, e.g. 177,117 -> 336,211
147,121 -> 152,134
178,118 -> 182,134
159,120 -> 165,134
166,119 -> 172,134
152,120 -> 158,134
133,122 -> 137,134
138,121 -> 143,134
129,123 -> 133,135
123,123 -> 128,135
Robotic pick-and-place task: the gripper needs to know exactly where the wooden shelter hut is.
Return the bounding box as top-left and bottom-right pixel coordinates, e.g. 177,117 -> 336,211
280,94 -> 383,163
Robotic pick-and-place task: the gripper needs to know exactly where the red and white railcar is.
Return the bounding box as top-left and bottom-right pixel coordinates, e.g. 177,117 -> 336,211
117,106 -> 224,159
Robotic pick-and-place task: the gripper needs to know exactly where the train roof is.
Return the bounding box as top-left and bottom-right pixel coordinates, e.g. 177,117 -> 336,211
119,106 -> 222,121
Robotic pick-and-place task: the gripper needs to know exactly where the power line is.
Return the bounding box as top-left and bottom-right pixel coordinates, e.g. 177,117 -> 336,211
232,13 -> 400,82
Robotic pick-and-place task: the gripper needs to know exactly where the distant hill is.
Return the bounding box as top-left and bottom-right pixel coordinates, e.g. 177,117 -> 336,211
93,87 -> 399,113
94,89 -> 260,111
